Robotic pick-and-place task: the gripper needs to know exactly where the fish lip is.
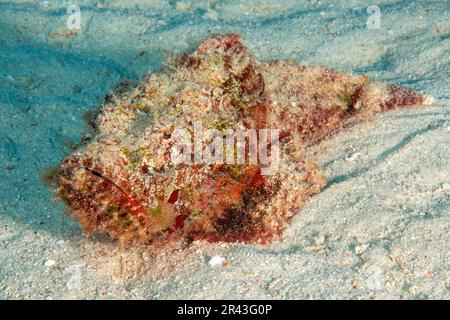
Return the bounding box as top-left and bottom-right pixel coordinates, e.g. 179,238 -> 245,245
81,165 -> 117,186
57,155 -> 119,189
56,158 -> 147,220
79,165 -> 137,204
56,157 -> 124,202
57,157 -> 114,187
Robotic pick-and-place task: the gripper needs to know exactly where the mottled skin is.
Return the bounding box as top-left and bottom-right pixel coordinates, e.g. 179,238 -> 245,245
55,34 -> 432,245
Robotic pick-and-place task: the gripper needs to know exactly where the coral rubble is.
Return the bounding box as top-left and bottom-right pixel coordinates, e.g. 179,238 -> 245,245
55,34 -> 432,245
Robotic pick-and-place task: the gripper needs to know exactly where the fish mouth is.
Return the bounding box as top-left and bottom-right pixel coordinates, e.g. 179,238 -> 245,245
55,156 -> 146,236
80,166 -> 129,196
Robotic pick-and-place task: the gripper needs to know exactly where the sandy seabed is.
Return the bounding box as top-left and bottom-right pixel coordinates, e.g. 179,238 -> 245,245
0,0 -> 448,299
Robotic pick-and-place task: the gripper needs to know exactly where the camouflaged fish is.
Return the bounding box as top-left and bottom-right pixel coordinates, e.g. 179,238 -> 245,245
55,34 -> 432,245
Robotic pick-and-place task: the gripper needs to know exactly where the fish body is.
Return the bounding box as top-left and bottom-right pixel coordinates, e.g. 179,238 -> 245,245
56,34 -> 432,245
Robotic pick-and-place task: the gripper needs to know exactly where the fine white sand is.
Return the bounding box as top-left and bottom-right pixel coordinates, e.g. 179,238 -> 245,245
0,0 -> 448,299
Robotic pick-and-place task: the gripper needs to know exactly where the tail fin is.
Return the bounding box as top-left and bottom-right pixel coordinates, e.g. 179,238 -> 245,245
349,82 -> 433,117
